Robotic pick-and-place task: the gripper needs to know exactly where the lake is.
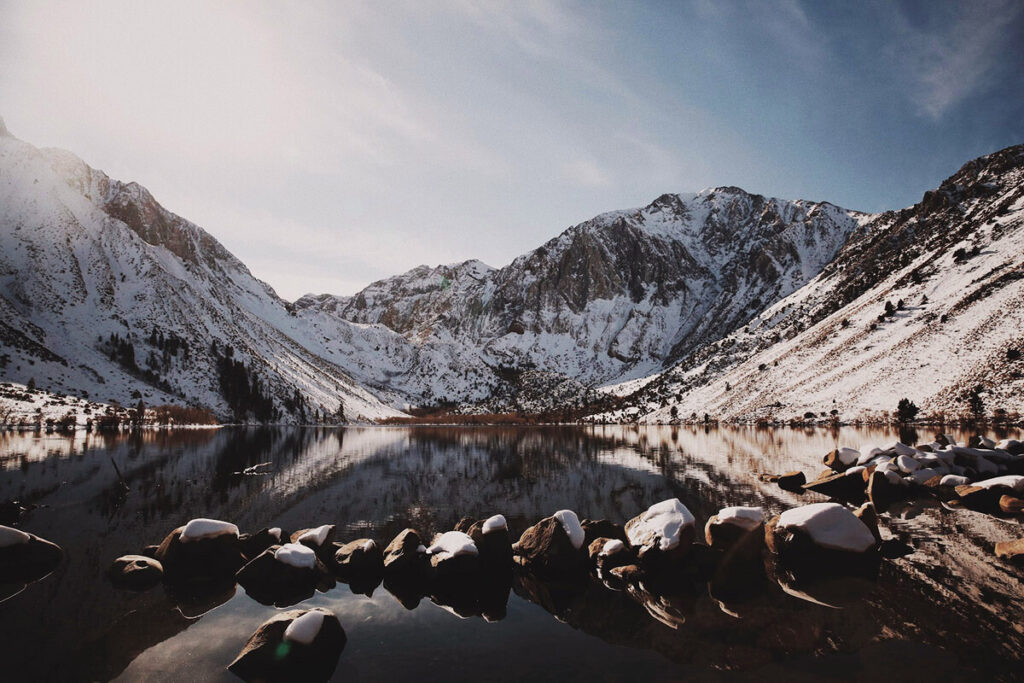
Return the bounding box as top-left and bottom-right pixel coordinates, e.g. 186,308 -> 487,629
1,425 -> 1023,682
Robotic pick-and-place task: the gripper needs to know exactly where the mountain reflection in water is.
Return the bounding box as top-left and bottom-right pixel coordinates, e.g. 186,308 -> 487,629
0,425 -> 1022,682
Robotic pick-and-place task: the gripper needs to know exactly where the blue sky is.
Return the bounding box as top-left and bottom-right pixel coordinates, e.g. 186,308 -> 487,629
1,0 -> 1021,299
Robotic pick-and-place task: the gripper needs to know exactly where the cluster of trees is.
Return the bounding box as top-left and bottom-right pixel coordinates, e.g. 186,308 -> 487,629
212,342 -> 278,423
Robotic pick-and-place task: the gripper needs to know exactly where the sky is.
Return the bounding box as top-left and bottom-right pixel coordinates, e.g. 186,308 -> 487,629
1,0 -> 1021,300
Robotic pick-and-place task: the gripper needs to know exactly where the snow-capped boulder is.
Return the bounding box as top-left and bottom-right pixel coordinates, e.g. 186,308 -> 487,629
867,469 -> 901,513
766,503 -> 880,575
240,527 -> 285,561
333,538 -> 383,577
106,554 -> 163,590
382,528 -> 428,577
775,470 -> 807,492
996,439 -> 1023,456
957,475 -> 1024,511
154,519 -> 243,582
290,525 -> 335,557
235,543 -> 333,607
588,537 -> 635,573
458,514 -> 513,569
513,510 -> 589,576
624,499 -> 696,571
823,447 -> 860,472
0,526 -> 62,585
228,608 -> 346,683
704,506 -> 764,550
425,531 -> 479,578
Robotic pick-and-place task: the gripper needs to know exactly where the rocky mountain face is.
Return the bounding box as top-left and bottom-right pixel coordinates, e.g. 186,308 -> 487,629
612,144 -> 1024,423
0,122 -> 400,422
298,188 -> 863,405
2,112 -> 1019,423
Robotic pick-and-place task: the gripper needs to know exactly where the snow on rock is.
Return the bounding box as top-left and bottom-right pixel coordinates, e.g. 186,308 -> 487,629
425,531 -> 478,561
482,514 -> 508,534
268,528 -> 282,541
0,525 -> 31,547
974,475 -> 1024,492
275,543 -> 317,569
836,448 -> 860,466
298,525 -> 332,546
361,540 -> 376,552
284,609 -> 326,645
600,539 -> 625,556
716,506 -> 764,531
626,499 -> 695,551
180,518 -> 239,543
940,474 -> 971,487
896,455 -> 921,473
553,510 -> 585,550
777,503 -> 876,553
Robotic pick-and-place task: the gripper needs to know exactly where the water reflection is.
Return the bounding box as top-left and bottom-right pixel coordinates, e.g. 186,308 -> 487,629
0,425 -> 1021,681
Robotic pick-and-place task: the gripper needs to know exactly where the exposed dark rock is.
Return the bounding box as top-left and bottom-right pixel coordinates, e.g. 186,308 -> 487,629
0,529 -> 62,585
154,525 -> 243,583
235,545 -> 333,607
239,527 -> 285,561
581,519 -> 628,547
513,514 -> 588,577
333,538 -> 383,584
106,554 -> 163,590
382,528 -> 427,577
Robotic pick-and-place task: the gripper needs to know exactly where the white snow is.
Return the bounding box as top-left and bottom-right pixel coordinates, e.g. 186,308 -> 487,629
180,518 -> 239,543
482,514 -> 508,534
425,531 -> 478,561
552,510 -> 585,550
940,474 -> 971,487
776,503 -> 876,553
284,609 -> 326,645
896,455 -> 921,473
298,525 -> 332,546
274,542 -> 317,569
974,475 -> 1024,491
835,447 -> 860,465
626,499 -> 695,551
715,506 -> 763,531
599,539 -> 625,556
361,540 -> 376,552
0,525 -> 31,547
268,527 -> 282,541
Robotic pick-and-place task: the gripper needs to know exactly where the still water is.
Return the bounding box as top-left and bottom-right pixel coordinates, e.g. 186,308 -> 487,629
1,425 -> 1023,682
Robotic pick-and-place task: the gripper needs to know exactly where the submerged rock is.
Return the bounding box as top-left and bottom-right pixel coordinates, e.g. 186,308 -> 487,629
0,525 -> 63,585
228,608 -> 346,683
107,554 -> 163,590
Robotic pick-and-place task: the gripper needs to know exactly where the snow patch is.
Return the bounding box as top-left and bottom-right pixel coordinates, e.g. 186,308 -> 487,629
284,610 -> 326,645
552,510 -> 585,549
180,518 -> 238,543
275,543 -> 316,569
482,514 -> 508,534
600,539 -> 625,555
426,531 -> 478,561
777,503 -> 876,553
627,499 -> 695,551
716,506 -> 763,531
298,525 -> 332,546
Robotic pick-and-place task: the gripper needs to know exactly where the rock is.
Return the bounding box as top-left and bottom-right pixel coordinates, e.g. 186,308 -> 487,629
704,507 -> 764,550
333,538 -> 383,583
823,447 -> 859,472
777,471 -> 806,492
107,555 -> 163,590
867,470 -> 899,513
240,527 -> 285,561
625,499 -> 696,574
580,518 -> 628,546
228,608 -> 346,683
141,545 -> 160,559
765,503 -> 879,576
425,531 -> 479,578
608,563 -> 644,584
154,519 -> 243,583
461,514 -> 514,568
235,544 -> 333,607
512,511 -> 588,577
0,526 -> 63,585
996,439 -> 1023,456
852,503 -> 883,545
588,537 -> 635,573
802,471 -> 866,503
995,538 -> 1024,562
382,528 -> 427,577
999,495 -> 1024,515
290,525 -> 335,557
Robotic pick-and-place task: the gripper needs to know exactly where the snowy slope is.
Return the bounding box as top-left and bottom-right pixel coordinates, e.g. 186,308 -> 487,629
617,144 -> 1024,423
0,119 -> 401,422
299,188 -> 863,404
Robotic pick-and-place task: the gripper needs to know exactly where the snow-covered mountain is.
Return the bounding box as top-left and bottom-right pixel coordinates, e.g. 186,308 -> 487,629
0,118 -> 401,422
614,144 -> 1024,423
298,187 -> 863,406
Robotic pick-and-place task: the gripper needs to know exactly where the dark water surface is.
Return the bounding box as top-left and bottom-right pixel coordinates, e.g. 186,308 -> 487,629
1,425 -> 1023,682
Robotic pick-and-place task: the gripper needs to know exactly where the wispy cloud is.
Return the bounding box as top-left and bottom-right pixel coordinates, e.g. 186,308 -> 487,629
892,0 -> 1023,118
